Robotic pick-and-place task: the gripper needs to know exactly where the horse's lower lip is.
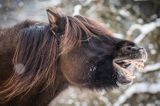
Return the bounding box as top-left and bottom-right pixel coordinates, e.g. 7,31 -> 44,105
117,75 -> 132,84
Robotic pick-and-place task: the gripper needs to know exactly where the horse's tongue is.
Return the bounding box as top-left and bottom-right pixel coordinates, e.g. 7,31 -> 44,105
123,59 -> 144,71
122,68 -> 135,79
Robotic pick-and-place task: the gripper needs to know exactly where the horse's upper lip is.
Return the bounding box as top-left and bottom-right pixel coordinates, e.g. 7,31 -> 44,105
114,58 -> 145,71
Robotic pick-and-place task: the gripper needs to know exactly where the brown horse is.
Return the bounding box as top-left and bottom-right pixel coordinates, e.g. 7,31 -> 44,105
0,8 -> 147,106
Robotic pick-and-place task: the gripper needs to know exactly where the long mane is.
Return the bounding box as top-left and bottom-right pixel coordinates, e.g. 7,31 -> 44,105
0,14 -> 112,102
0,24 -> 59,102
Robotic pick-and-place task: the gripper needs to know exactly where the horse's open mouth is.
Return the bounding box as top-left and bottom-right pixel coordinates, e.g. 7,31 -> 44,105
113,58 -> 145,84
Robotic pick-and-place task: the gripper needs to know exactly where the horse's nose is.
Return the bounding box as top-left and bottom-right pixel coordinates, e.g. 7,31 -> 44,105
122,45 -> 147,60
124,46 -> 140,53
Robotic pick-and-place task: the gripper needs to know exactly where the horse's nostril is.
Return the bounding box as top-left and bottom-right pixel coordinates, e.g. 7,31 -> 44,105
125,46 -> 138,52
126,46 -> 132,51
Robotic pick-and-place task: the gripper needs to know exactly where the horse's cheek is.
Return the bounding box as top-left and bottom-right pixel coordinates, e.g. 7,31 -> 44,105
60,55 -> 89,85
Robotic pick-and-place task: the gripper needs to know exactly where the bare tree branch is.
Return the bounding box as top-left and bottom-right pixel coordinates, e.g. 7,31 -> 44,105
113,82 -> 160,106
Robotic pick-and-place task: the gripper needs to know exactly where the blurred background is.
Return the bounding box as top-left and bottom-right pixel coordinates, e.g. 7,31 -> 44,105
0,0 -> 160,106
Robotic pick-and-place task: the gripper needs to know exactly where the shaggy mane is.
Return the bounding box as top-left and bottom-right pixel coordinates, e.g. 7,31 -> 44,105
60,15 -> 112,54
0,14 -> 112,102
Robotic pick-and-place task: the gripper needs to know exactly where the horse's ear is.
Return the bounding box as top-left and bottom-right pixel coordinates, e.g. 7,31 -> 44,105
46,7 -> 64,27
46,8 -> 66,34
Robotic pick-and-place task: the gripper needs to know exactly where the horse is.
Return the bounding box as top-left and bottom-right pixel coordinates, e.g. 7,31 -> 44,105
0,8 -> 147,106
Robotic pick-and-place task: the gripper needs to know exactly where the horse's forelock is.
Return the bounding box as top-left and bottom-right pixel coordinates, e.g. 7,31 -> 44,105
60,15 -> 113,54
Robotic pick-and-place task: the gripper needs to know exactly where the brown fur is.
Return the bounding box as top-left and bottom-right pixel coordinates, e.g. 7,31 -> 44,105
0,15 -> 113,105
0,9 -> 140,106
0,20 -> 36,82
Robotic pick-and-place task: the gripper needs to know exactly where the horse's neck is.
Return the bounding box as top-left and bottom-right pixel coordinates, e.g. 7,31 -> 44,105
0,20 -> 36,82
0,20 -> 69,105
0,27 -> 18,54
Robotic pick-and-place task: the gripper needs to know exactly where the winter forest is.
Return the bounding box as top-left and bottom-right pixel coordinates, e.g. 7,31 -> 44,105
0,0 -> 160,106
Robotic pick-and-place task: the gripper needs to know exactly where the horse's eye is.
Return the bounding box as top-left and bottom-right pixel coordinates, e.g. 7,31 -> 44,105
81,36 -> 92,42
81,34 -> 88,40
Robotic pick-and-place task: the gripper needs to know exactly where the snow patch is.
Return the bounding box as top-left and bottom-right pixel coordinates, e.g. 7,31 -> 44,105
127,18 -> 160,43
113,82 -> 160,106
73,5 -> 82,16
14,63 -> 25,74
